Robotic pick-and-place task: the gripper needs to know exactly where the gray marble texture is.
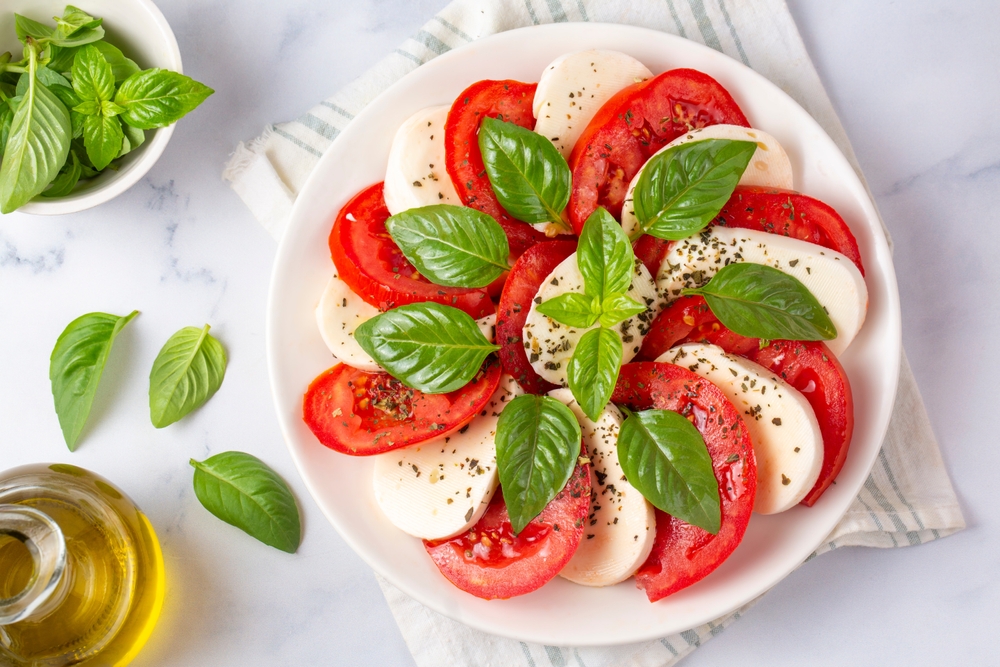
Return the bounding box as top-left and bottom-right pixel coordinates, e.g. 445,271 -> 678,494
0,0 -> 996,665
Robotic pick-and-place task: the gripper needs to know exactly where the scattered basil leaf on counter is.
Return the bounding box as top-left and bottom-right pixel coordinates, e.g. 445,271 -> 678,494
632,138 -> 756,240
478,116 -> 571,228
618,409 -> 721,534
598,293 -> 645,328
49,310 -> 138,451
577,207 -> 635,301
190,451 -> 301,554
496,394 -> 581,534
683,262 -> 837,341
567,326 -> 623,422
115,69 -> 214,129
355,302 -> 498,394
386,205 -> 510,288
41,148 -> 82,197
535,292 -> 600,329
148,324 -> 227,428
83,112 -> 122,170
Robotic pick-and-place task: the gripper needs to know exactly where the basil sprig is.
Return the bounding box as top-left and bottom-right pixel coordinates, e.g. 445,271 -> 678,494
386,205 -> 510,288
495,395 -> 581,534
683,263 -> 837,341
618,409 -> 721,534
149,324 -> 228,428
355,302 -> 499,394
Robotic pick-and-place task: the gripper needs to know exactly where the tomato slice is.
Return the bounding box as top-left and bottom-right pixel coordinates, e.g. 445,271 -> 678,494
424,463 -> 590,600
302,360 -> 502,455
713,186 -> 865,275
496,240 -> 577,393
567,69 -> 750,232
444,79 -> 550,258
328,182 -> 493,319
611,362 -> 756,602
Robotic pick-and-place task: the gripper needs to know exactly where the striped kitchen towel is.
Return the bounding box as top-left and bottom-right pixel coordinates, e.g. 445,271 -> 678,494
223,1 -> 966,665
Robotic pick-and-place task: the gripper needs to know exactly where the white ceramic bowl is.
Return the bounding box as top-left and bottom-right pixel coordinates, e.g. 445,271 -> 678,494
0,0 -> 181,215
268,23 -> 902,646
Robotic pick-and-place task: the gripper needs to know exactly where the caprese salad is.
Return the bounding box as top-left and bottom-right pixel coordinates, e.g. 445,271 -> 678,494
302,49 -> 867,602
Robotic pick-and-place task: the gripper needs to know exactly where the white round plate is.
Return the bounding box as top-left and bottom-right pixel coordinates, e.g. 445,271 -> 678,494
268,23 -> 901,646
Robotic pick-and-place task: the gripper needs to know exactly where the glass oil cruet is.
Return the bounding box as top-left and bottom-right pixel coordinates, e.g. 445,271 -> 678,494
0,464 -> 164,667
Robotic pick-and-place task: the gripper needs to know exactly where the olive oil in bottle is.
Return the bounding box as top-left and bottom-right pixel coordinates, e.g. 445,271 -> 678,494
0,464 -> 165,667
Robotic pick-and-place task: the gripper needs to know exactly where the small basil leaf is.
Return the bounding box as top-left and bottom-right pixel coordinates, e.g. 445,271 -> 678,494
577,206 -> 635,301
634,139 -> 757,240
190,452 -> 301,554
354,302 -> 499,394
46,45 -> 78,73
115,69 -> 214,130
55,6 -> 102,38
49,310 -> 138,450
496,394 -> 581,534
684,262 -> 837,341
618,409 -> 721,534
48,26 -> 104,48
598,294 -> 645,328
101,100 -> 124,116
149,324 -> 227,428
478,116 -> 571,226
41,148 -> 82,197
567,326 -> 622,422
34,65 -> 71,89
14,15 -> 53,44
535,292 -> 600,328
73,100 -> 100,115
83,112 -> 122,170
92,41 -> 140,82
385,205 -> 509,288
72,44 -> 114,102
117,122 -> 144,158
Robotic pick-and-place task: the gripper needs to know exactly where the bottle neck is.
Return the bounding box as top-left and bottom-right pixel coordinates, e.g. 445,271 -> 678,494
0,504 -> 67,625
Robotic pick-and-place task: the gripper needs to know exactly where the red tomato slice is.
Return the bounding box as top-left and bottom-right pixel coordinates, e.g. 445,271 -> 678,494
302,360 -> 501,456
713,186 -> 865,275
567,69 -> 750,232
444,79 -> 550,258
611,362 -> 756,602
496,240 -> 577,394
328,182 -> 493,319
424,463 -> 590,600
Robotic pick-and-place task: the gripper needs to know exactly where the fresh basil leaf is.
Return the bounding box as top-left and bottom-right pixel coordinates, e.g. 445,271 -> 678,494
55,6 -> 102,38
0,75 -> 72,214
48,26 -> 104,48
73,99 -> 100,115
633,139 -> 757,240
0,101 -> 12,159
92,41 -> 140,82
115,69 -> 214,130
101,100 -> 124,116
41,148 -> 82,197
15,73 -> 29,97
354,302 -> 498,394
535,292 -> 599,328
567,326 -> 622,422
385,205 -> 509,288
149,324 -> 227,428
598,293 -> 645,328
15,15 -> 53,43
117,122 -> 144,158
35,66 -> 80,110
577,206 -> 634,301
72,44 -> 114,102
618,409 -> 721,534
496,394 -> 581,534
83,112 -> 122,170
478,116 -> 571,227
49,310 -> 138,450
190,452 -> 301,554
684,262 -> 837,341
46,45 -> 78,73
70,111 -> 84,138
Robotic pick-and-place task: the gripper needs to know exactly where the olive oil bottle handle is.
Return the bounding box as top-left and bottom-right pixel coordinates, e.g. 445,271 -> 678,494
0,504 -> 67,625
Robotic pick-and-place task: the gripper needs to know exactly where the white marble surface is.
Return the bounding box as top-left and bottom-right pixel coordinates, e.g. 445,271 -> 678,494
0,0 -> 995,665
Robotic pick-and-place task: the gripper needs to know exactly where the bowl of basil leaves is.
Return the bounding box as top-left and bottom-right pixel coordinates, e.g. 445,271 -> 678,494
0,1 -> 213,215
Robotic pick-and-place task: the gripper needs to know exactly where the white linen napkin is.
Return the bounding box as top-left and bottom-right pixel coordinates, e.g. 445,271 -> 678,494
224,1 -> 966,664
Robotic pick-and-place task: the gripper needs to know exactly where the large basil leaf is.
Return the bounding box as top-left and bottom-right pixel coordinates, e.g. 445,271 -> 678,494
478,116 -> 571,226
633,139 -> 757,240
386,205 -> 509,288
49,310 -> 138,450
567,326 -> 622,422
0,100 -> 12,159
495,394 -> 581,534
14,15 -> 53,43
190,452 -> 301,554
354,302 -> 498,394
684,262 -> 837,341
115,69 -> 214,129
83,113 -> 122,170
535,292 -> 599,328
149,325 -> 227,428
618,409 -> 721,534
93,42 -> 140,82
41,148 -> 82,197
72,44 -> 114,103
577,206 -> 635,301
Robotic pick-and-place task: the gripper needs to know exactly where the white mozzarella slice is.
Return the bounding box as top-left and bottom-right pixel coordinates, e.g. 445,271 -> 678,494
621,125 -> 794,238
383,106 -> 462,215
315,272 -> 382,372
476,313 -> 497,344
656,226 -> 867,356
549,388 -> 656,586
522,252 -> 665,386
372,375 -> 522,540
658,343 -> 823,514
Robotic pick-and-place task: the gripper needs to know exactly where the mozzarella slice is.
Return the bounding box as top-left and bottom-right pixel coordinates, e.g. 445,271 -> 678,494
550,388 -> 655,586
316,272 -> 382,372
372,375 -> 522,540
621,125 -> 794,238
656,226 -> 867,356
476,312 -> 497,344
522,253 -> 665,386
658,343 -> 823,514
384,106 -> 462,215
